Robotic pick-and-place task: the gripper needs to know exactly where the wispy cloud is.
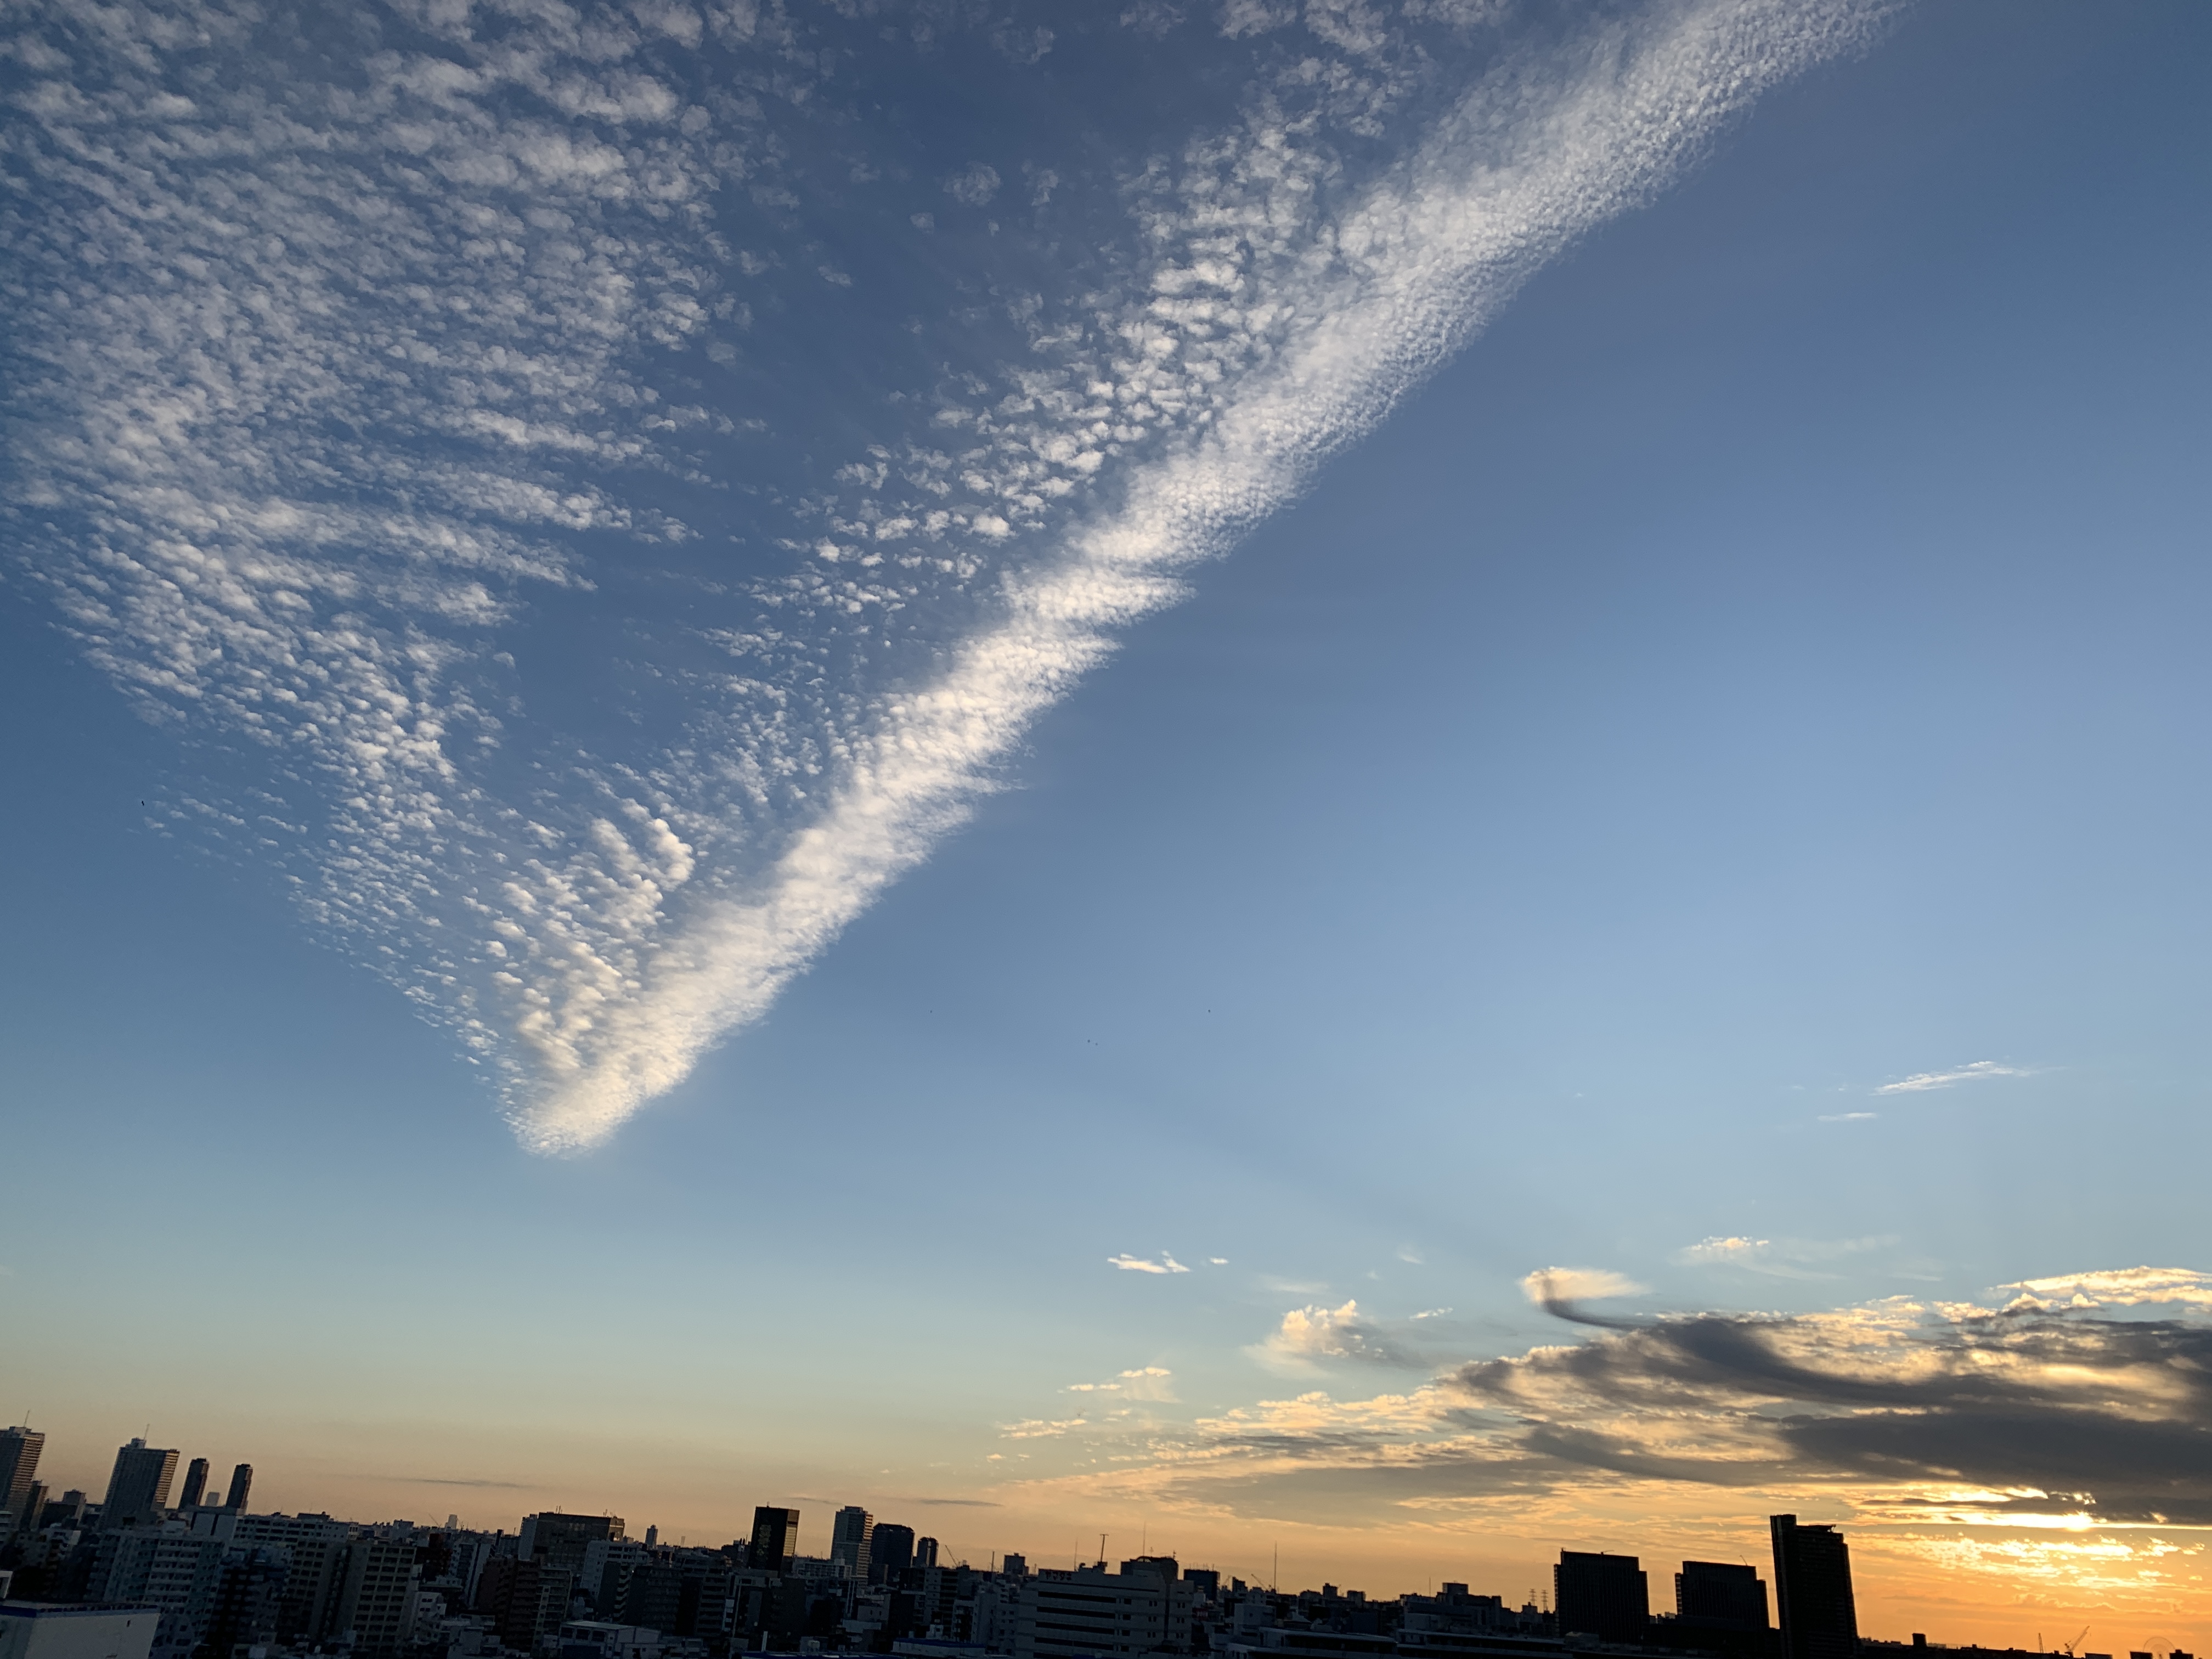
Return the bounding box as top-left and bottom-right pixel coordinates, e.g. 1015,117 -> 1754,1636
1819,1110 -> 1878,1122
1108,1253 -> 1190,1276
1876,1060 -> 2032,1095
11,0 -> 1889,1154
1679,1236 -> 1771,1264
1066,1367 -> 1178,1402
1000,1416 -> 1089,1440
1675,1234 -> 1897,1280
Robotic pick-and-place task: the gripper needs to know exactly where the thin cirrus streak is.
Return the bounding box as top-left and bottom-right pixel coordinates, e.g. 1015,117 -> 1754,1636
4,0 -> 1888,1153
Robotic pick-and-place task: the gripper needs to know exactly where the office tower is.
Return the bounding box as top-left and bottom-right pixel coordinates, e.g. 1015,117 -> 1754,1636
916,1537 -> 939,1570
749,1508 -> 801,1570
224,1464 -> 253,1511
1677,1561 -> 1770,1629
202,1547 -> 289,1657
335,1536 -> 424,1658
179,1459 -> 211,1510
0,1427 -> 44,1529
518,1512 -> 624,1577
1001,1554 -> 1027,1579
101,1439 -> 180,1529
476,1555 -> 573,1651
870,1523 -> 916,1582
1770,1516 -> 1858,1659
831,1507 -> 873,1579
1554,1551 -> 1649,1644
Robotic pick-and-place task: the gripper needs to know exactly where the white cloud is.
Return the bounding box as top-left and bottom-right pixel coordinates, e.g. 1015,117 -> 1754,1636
1252,1299 -> 1448,1370
999,1416 -> 1087,1439
1066,1367 -> 1178,1402
2002,1266 -> 2212,1310
1876,1060 -> 2032,1094
15,0 -> 1887,1155
1521,1267 -> 1646,1306
1209,1257 -> 1229,1266
1108,1253 -> 1190,1275
943,163 -> 1002,206
1678,1235 -> 1771,1264
1819,1111 -> 1878,1122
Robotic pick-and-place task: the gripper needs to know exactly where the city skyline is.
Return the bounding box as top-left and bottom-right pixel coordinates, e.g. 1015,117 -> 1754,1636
5,0 -> 2212,1654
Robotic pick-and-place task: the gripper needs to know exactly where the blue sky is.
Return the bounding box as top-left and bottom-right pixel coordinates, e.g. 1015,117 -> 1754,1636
5,0 -> 2212,1640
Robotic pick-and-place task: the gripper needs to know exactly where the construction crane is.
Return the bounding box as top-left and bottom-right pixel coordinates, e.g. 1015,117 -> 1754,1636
2059,1629 -> 2091,1655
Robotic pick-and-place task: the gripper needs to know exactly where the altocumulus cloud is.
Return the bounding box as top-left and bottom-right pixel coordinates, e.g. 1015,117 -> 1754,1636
4,0 -> 1888,1152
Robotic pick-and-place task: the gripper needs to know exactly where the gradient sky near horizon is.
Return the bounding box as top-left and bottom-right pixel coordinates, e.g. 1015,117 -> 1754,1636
5,0 -> 2212,1648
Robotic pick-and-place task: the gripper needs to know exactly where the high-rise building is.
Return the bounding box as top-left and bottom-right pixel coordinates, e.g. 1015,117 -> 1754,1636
1554,1551 -> 1649,1645
520,1513 -> 625,1578
85,1525 -> 233,1650
0,1428 -> 45,1531
1677,1561 -> 1769,1629
477,1555 -> 575,1651
334,1537 -> 424,1658
178,1459 -> 211,1511
870,1523 -> 916,1582
1770,1516 -> 1857,1659
749,1508 -> 801,1571
916,1537 -> 939,1570
830,1508 -> 873,1580
1001,1554 -> 1028,1579
101,1440 -> 180,1530
223,1464 -> 253,1511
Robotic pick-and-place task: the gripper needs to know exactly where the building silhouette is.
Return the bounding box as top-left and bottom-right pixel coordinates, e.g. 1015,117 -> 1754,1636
748,1506 -> 800,1569
223,1463 -> 253,1511
1770,1516 -> 1858,1659
870,1523 -> 916,1582
1677,1560 -> 1770,1629
1555,1551 -> 1649,1645
520,1512 -> 624,1577
0,1427 -> 44,1531
178,1458 -> 211,1510
101,1439 -> 179,1530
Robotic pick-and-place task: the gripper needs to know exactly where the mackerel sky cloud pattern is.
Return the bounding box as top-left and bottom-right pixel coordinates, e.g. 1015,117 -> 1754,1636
3,0 -> 1884,1150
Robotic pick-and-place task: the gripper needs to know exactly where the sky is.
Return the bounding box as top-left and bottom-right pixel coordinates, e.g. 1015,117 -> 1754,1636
4,0 -> 2212,1647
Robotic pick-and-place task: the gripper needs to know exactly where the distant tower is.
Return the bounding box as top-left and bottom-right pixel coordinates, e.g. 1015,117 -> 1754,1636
102,1438 -> 180,1528
224,1464 -> 255,1511
1000,1554 -> 1027,1579
1554,1551 -> 1649,1644
1770,1516 -> 1858,1659
0,1427 -> 45,1529
869,1523 -> 915,1582
179,1458 -> 211,1510
915,1537 -> 939,1570
749,1508 -> 801,1571
831,1507 -> 874,1579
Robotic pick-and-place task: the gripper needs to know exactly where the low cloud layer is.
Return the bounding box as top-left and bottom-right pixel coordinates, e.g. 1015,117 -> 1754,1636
1020,1268 -> 2212,1539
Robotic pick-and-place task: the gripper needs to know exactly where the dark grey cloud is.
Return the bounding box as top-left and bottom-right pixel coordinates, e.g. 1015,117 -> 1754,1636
1449,1298 -> 2212,1523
